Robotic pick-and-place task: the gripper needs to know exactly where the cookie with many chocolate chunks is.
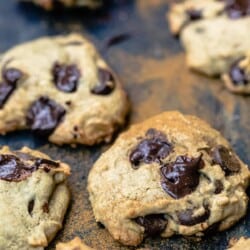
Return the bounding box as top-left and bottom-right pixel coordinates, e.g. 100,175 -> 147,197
0,146 -> 70,250
21,0 -> 102,10
0,34 -> 129,145
87,111 -> 250,246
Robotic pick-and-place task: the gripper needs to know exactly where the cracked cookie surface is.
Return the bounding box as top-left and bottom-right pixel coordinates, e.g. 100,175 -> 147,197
0,34 -> 129,145
0,146 -> 70,250
87,111 -> 250,246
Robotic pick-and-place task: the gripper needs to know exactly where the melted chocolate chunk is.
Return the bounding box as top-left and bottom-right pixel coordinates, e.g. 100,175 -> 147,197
42,203 -> 49,213
35,158 -> 59,168
224,0 -> 250,19
134,214 -> 167,236
129,129 -> 173,168
0,154 -> 35,181
52,62 -> 80,93
186,9 -> 202,20
91,68 -> 115,95
214,180 -> 224,194
229,59 -> 249,85
211,145 -> 241,176
178,206 -> 210,226
28,199 -> 35,215
0,68 -> 23,108
26,96 -> 66,136
160,155 -> 204,199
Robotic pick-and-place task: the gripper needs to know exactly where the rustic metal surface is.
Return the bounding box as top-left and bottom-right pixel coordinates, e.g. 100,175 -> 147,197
0,1 -> 249,249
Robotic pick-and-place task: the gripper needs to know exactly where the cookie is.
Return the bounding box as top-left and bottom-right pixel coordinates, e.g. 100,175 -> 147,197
21,0 -> 102,10
56,237 -> 94,250
168,0 -> 250,36
167,0 -> 225,36
87,111 -> 250,246
0,146 -> 70,250
222,52 -> 250,95
228,237 -> 250,250
181,16 -> 250,76
0,34 -> 129,145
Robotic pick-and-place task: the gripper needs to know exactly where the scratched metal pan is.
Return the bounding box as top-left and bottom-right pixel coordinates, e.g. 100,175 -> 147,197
0,0 -> 249,249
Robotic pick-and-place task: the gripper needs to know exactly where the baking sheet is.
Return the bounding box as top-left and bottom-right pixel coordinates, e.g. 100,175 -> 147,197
0,0 -> 249,249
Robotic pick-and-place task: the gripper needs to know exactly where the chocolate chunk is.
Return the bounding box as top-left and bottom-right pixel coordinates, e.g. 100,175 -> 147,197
26,96 -> 66,136
129,129 -> 173,168
224,0 -> 250,19
52,62 -> 80,93
177,206 -> 210,226
160,155 -> 204,199
211,145 -> 241,176
134,214 -> 167,236
186,9 -> 202,20
91,68 -> 115,95
0,154 -> 35,181
229,59 -> 249,85
35,158 -> 59,168
214,180 -> 224,194
28,199 -> 35,215
204,221 -> 221,235
42,203 -> 49,213
3,68 -> 23,84
0,68 -> 23,108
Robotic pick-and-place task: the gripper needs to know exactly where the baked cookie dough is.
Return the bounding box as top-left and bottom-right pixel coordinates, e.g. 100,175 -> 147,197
181,16 -> 250,76
21,0 -> 102,10
0,146 -> 70,250
56,237 -> 94,250
228,237 -> 250,250
0,34 -> 129,145
222,52 -> 250,95
88,111 -> 250,246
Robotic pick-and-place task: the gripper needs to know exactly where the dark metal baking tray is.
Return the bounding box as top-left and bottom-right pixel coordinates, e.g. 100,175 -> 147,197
0,1 -> 249,249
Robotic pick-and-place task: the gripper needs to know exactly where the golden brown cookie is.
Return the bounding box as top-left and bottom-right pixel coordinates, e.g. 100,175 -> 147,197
88,111 -> 250,246
0,146 -> 70,249
0,34 -> 129,145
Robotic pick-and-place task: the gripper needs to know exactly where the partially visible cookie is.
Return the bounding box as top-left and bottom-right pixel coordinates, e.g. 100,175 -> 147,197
168,0 -> 225,36
88,111 -> 250,246
222,52 -> 250,95
228,237 -> 250,250
181,16 -> 250,76
21,0 -> 102,10
0,34 -> 129,145
56,237 -> 94,250
0,146 -> 70,250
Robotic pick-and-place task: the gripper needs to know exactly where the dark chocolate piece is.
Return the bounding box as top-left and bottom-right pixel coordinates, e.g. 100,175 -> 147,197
42,203 -> 49,213
26,96 -> 65,136
214,180 -> 224,194
211,145 -> 241,176
224,0 -> 250,19
130,129 -> 172,168
28,199 -> 35,215
229,59 -> 249,85
52,62 -> 80,93
134,214 -> 167,236
177,206 -> 210,226
160,155 -> 204,199
186,9 -> 202,20
91,68 -> 115,95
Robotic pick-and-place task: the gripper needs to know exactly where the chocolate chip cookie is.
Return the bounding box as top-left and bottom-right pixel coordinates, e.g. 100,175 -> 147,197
56,237 -> 94,250
22,0 -> 102,10
87,111 -> 250,246
0,34 -> 129,145
0,146 -> 70,249
222,52 -> 250,95
228,237 -> 250,250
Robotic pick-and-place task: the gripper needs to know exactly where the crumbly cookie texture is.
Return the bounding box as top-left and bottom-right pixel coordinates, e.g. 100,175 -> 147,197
88,111 -> 250,246
167,0 -> 225,35
181,16 -> 250,76
228,237 -> 250,250
0,34 -> 129,145
222,51 -> 250,95
56,237 -> 94,250
0,146 -> 70,250
22,0 -> 102,10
